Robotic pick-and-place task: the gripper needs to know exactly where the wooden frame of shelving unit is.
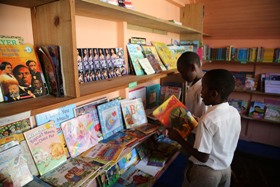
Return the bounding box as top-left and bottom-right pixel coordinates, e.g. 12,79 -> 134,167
202,60 -> 280,147
0,0 -> 203,118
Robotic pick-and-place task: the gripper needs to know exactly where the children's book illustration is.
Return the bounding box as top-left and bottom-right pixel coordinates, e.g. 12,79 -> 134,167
141,45 -> 166,71
24,121 -> 67,176
61,113 -> 99,158
146,84 -> 160,109
97,100 -> 124,139
152,95 -> 198,138
120,98 -> 147,129
127,43 -> 145,76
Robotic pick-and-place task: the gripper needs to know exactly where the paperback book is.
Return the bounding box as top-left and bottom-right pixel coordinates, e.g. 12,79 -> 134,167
141,45 -> 166,71
23,121 -> 67,176
152,95 -> 198,139
128,86 -> 147,109
40,158 -> 101,187
117,148 -> 139,174
97,99 -> 124,139
146,84 -> 160,109
248,101 -> 266,119
0,44 -> 48,102
0,144 -> 33,187
61,113 -> 99,158
127,43 -> 145,76
74,97 -> 108,141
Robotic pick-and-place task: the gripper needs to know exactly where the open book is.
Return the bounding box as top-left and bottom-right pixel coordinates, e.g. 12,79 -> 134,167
152,95 -> 198,138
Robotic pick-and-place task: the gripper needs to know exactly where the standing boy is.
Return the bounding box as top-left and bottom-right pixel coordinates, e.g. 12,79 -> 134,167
167,69 -> 241,187
177,51 -> 208,145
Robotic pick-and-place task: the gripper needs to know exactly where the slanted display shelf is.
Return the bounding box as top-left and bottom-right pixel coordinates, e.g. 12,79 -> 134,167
241,115 -> 280,125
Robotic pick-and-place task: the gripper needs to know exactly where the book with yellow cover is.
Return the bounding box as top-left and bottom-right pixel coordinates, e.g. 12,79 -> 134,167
152,95 -> 198,138
151,41 -> 177,70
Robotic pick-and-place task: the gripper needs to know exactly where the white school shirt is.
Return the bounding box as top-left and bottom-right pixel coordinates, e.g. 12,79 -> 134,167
189,102 -> 241,170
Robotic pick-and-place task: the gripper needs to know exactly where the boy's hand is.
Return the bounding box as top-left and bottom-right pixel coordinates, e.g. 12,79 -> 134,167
165,128 -> 184,143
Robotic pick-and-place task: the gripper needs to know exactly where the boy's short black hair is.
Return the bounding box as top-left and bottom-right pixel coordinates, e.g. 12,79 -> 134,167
203,69 -> 235,100
177,51 -> 201,67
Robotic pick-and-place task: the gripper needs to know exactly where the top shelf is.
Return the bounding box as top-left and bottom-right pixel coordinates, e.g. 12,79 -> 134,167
75,0 -> 201,34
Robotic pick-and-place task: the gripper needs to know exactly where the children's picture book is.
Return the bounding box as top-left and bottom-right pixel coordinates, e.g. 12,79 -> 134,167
35,103 -> 76,157
128,87 -> 147,109
135,158 -> 162,177
135,123 -> 159,135
117,165 -> 153,187
137,58 -> 155,75
82,143 -> 124,164
168,45 -> 192,60
0,118 -> 31,139
61,113 -> 99,158
151,41 -> 177,70
116,48 -> 127,76
141,45 -> 166,71
74,97 -> 108,141
117,148 -> 139,174
97,99 -> 124,139
146,84 -> 160,109
20,140 -> 39,176
120,98 -> 148,129
228,99 -> 249,115
161,86 -> 182,103
40,158 -> 99,187
152,95 -> 198,139
264,104 -> 280,121
248,101 -> 266,119
0,35 -> 24,45
23,121 -> 67,176
24,176 -> 52,187
126,43 -> 145,76
0,44 -> 48,102
0,144 -> 33,187
101,130 -> 138,146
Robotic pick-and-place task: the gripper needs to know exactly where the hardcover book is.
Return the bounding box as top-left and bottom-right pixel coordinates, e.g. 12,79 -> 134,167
0,44 -> 48,102
40,158 -> 100,187
120,98 -> 148,129
151,41 -> 177,70
126,43 -> 145,76
146,84 -> 160,109
101,130 -> 138,146
137,58 -> 155,75
74,97 -> 108,141
23,121 -> 67,176
248,101 -> 266,119
117,148 -> 139,174
0,144 -> 33,187
61,114 -> 99,158
128,86 -> 147,109
152,95 -> 198,139
97,99 -> 124,139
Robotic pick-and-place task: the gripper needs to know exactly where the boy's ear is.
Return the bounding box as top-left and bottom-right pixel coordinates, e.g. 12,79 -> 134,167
210,89 -> 219,98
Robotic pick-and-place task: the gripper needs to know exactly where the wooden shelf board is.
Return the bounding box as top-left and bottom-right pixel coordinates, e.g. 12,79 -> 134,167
0,95 -> 75,117
75,0 -> 201,34
80,70 -> 178,98
0,0 -> 58,8
241,115 -> 280,125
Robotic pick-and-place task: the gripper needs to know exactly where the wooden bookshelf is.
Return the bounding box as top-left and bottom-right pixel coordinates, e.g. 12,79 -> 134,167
241,115 -> 280,125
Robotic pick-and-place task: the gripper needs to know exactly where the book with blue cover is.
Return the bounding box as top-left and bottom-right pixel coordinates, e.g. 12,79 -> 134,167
97,99 -> 124,139
127,43 -> 145,76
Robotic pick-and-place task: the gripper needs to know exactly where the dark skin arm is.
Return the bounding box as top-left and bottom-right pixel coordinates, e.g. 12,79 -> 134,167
166,128 -> 209,162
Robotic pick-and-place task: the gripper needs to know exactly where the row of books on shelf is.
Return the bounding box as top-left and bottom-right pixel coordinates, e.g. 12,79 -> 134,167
228,99 -> 280,122
0,35 -> 65,103
203,45 -> 280,63
0,93 -> 197,186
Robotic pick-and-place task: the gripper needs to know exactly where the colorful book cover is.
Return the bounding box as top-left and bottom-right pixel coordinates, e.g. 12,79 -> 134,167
82,143 -> 124,164
116,48 -> 127,76
109,48 -> 123,78
61,114 -> 99,158
248,101 -> 266,119
24,176 -> 52,187
0,144 -> 33,187
0,44 -> 48,102
147,151 -> 166,167
152,95 -> 198,139
168,45 -> 193,60
35,104 -> 76,157
104,164 -> 121,187
120,98 -> 148,129
128,87 -> 147,109
141,45 -> 166,71
135,123 -> 159,135
0,118 -> 31,139
23,121 -> 67,176
117,148 -> 139,174
101,130 -> 138,146
151,41 -> 177,70
40,158 -> 99,187
74,97 -> 108,141
137,58 -> 155,75
97,99 -> 124,139
117,166 -> 153,187
146,84 -> 160,109
126,43 -> 145,76
264,104 -> 280,121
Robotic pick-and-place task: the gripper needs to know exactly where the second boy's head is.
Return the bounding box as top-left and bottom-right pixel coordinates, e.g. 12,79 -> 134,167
177,51 -> 201,82
201,69 -> 235,106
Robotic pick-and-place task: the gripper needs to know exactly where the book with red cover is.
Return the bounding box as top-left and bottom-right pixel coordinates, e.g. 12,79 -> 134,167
152,95 -> 198,138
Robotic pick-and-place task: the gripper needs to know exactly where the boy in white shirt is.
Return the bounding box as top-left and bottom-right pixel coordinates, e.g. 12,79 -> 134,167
167,69 -> 241,187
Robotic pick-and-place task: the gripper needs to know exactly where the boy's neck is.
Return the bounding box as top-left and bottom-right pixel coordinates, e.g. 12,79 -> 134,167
192,70 -> 204,85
